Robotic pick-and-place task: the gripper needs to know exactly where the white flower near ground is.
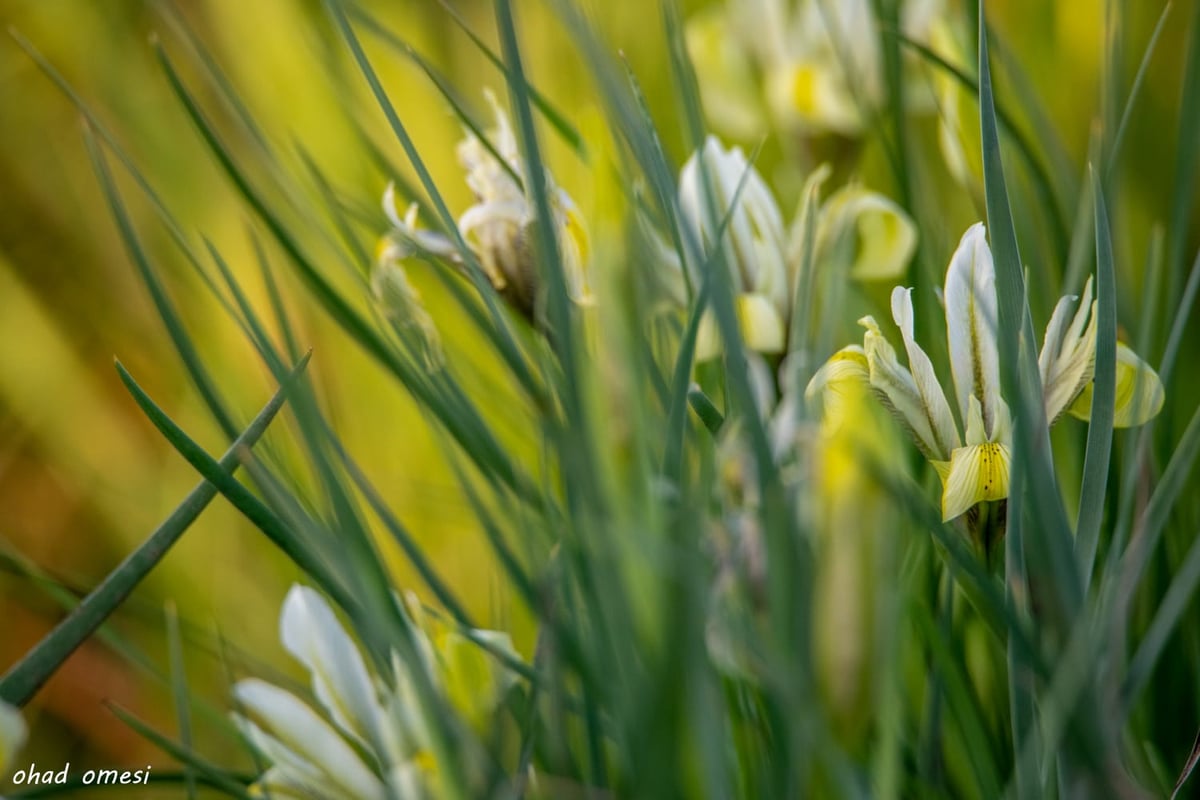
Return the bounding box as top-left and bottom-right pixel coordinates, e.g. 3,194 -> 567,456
233,585 -> 517,800
1,700 -> 27,779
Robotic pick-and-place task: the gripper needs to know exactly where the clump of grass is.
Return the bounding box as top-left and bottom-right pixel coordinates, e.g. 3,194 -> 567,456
3,0 -> 1200,798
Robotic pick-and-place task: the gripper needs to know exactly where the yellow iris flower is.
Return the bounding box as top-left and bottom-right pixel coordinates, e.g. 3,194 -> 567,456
816,223 -> 1164,522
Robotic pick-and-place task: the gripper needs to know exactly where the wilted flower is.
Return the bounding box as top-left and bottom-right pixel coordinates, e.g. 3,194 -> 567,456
373,232 -> 445,371
381,91 -> 589,320
815,222 -> 1164,526
673,136 -> 917,360
1,700 -> 26,779
687,0 -> 944,137
233,585 -> 516,800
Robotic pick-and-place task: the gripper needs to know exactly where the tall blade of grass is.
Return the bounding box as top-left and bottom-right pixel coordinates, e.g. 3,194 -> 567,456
82,123 -> 239,440
107,704 -> 256,800
164,602 -> 198,800
1076,171 -> 1118,584
896,33 -> 1070,260
402,0 -> 588,158
1158,248 -> 1200,389
1165,1 -> 1200,306
156,43 -> 539,504
493,0 -> 578,395
978,5 -> 1085,789
112,357 -> 354,615
1120,524 -> 1200,712
663,145 -> 762,478
321,0 -> 545,401
0,358 -> 303,707
345,10 -> 525,190
1104,1 -> 1173,181
979,2 -> 1079,624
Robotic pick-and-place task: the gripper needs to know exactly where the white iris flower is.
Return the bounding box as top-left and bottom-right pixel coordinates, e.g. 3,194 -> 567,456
675,136 -> 917,360
687,0 -> 944,137
233,585 -> 516,800
820,223 -> 1164,522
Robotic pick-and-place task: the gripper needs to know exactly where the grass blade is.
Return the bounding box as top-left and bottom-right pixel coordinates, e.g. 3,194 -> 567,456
165,602 -> 198,800
0,358 -> 303,707
1076,170 -> 1118,585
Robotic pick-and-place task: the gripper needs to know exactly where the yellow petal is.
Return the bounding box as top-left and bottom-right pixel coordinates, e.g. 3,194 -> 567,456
817,187 -> 918,283
684,8 -> 768,140
1068,342 -> 1165,428
804,346 -> 869,422
941,441 -> 1011,521
694,293 -> 787,361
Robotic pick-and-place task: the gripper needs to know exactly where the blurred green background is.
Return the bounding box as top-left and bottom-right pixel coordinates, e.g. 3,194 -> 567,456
0,0 -> 1195,792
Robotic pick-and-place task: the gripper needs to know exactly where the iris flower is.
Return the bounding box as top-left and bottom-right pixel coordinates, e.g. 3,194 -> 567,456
687,0 -> 944,137
816,223 -> 1163,523
674,135 -> 917,360
381,91 -> 589,320
233,585 -> 516,799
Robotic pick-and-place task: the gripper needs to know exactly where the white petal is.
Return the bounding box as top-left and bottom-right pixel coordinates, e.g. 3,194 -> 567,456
679,136 -> 789,315
281,586 -> 385,752
234,682 -> 386,800
890,287 -> 961,458
0,700 -> 27,776
860,315 -> 956,461
944,223 -> 1002,435
1040,279 -> 1097,424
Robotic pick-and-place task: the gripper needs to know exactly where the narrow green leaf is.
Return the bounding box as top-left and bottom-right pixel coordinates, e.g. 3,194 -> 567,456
1121,525 -> 1200,713
107,703 -> 255,800
82,123 -> 239,441
1076,170 -> 1118,585
413,0 -> 588,158
1104,1 -> 1173,180
164,602 -> 198,800
111,356 -> 354,615
1165,1 -> 1200,304
0,359 -> 302,707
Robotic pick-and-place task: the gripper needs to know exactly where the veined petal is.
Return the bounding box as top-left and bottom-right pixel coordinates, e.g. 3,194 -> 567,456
679,136 -> 790,315
860,315 -> 956,461
0,700 -> 26,776
280,586 -> 384,752
816,186 -> 917,282
1040,278 -> 1097,424
944,223 -> 1002,435
805,346 -> 869,407
890,288 -> 961,458
234,680 -> 386,800
1069,342 -> 1165,427
941,440 -> 1011,521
